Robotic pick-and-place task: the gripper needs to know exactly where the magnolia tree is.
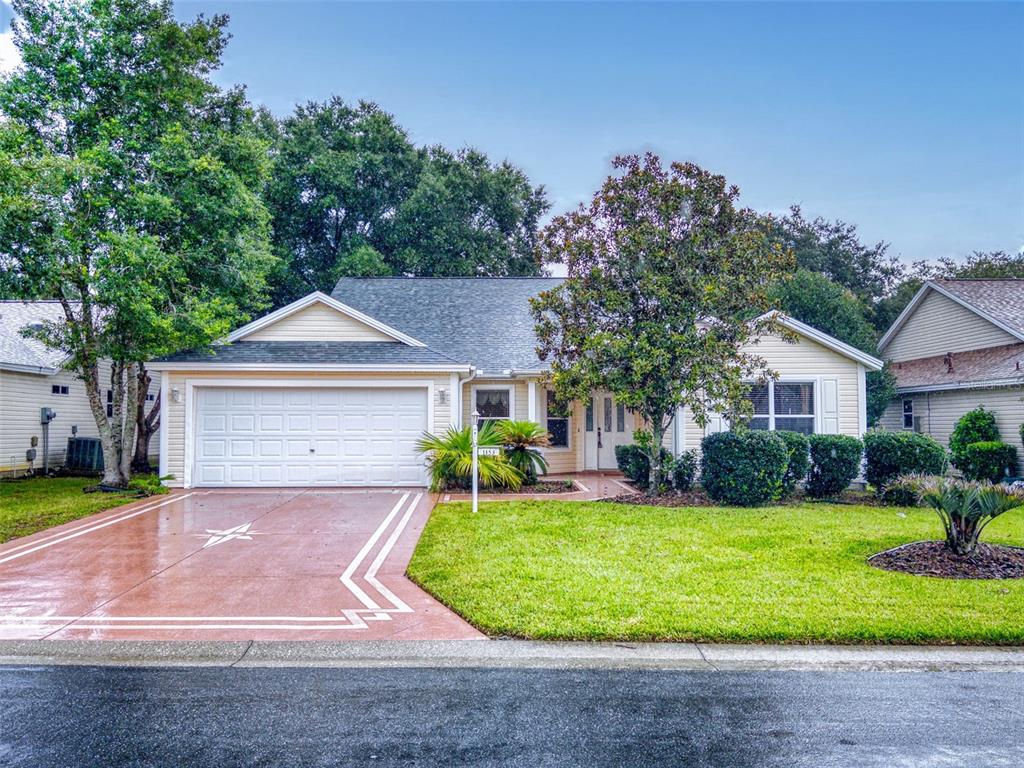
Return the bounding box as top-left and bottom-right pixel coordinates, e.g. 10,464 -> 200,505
531,154 -> 794,493
0,0 -> 274,487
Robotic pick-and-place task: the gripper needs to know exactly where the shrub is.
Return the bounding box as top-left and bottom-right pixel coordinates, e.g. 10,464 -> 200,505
918,477 -> 1024,555
806,434 -> 863,499
615,443 -> 671,487
701,431 -> 789,506
863,430 -> 948,493
416,424 -> 523,491
949,407 -> 1000,468
495,420 -> 550,484
958,441 -> 1019,483
671,449 -> 698,492
880,473 -> 932,507
127,473 -> 172,497
775,430 -> 810,496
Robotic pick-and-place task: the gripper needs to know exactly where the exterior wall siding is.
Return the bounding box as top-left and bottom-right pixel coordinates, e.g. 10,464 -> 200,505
0,363 -> 160,476
162,369 -> 452,487
673,331 -> 864,454
880,387 -> 1024,449
243,303 -> 395,342
884,290 -> 1018,363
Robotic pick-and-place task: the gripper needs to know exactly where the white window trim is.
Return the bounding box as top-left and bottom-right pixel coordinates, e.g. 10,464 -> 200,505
471,384 -> 515,424
541,389 -> 572,452
745,377 -> 820,434
902,398 -> 914,430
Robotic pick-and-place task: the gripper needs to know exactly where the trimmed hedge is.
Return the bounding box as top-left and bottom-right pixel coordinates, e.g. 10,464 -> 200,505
701,431 -> 789,507
863,430 -> 948,492
671,450 -> 699,492
775,430 -> 810,496
614,443 -> 670,487
806,434 -> 863,499
959,441 -> 1019,483
949,407 -> 1000,468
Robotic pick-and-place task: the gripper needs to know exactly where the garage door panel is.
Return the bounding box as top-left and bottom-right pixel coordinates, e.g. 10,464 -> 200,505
194,386 -> 428,487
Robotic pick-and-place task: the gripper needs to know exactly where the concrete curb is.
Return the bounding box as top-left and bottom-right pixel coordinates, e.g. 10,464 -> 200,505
2,639 -> 1024,671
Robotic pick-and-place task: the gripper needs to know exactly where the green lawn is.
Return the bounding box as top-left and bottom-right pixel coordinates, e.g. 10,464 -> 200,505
0,477 -> 134,544
408,500 -> 1024,644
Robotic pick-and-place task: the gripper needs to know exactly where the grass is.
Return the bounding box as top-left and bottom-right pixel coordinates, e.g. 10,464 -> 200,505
408,499 -> 1024,645
0,476 -> 134,544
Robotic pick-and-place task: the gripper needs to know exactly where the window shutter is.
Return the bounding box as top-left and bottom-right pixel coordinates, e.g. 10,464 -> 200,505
820,379 -> 839,434
705,411 -> 728,435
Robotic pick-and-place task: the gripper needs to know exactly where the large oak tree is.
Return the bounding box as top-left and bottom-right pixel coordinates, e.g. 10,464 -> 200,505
532,154 -> 794,492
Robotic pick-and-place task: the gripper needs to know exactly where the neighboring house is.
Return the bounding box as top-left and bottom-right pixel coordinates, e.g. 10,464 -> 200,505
0,301 -> 160,476
878,279 -> 1024,446
149,278 -> 882,489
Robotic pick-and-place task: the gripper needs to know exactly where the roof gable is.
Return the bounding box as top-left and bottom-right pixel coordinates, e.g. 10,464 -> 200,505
879,280 -> 1024,359
0,301 -> 69,374
227,292 -> 425,346
760,313 -> 884,370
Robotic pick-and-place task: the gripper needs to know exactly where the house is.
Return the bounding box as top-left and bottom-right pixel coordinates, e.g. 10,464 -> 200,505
0,301 -> 161,475
149,278 -> 882,488
877,279 -> 1024,446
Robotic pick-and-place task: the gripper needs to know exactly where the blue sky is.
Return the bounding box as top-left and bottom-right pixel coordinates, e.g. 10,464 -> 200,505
4,2 -> 1023,264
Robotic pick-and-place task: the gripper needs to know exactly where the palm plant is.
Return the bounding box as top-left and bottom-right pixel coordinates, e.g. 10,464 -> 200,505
918,477 -> 1024,556
495,420 -> 551,485
415,423 -> 523,492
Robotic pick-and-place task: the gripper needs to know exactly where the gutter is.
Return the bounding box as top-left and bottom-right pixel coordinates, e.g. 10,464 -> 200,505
896,377 -> 1024,395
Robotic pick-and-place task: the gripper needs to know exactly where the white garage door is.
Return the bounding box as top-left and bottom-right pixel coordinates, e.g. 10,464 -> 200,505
193,387 -> 428,487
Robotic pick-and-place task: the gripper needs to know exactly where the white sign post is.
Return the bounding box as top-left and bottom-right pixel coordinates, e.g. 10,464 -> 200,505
471,409 -> 479,514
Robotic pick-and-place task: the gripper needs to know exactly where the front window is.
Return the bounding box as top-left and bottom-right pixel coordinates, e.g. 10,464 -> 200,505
475,387 -> 511,427
902,399 -> 914,430
545,390 -> 570,448
742,381 -> 815,434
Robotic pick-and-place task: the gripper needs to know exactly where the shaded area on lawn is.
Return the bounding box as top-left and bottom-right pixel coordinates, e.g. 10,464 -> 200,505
408,499 -> 1024,644
0,477 -> 133,545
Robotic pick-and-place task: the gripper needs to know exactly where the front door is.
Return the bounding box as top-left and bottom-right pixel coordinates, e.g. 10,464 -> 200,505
584,392 -> 633,470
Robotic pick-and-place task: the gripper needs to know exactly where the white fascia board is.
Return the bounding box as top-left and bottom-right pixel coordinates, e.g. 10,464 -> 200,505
760,312 -> 884,371
145,362 -> 472,373
224,291 -> 426,347
896,378 -> 1024,395
0,362 -> 58,375
879,281 -> 1024,351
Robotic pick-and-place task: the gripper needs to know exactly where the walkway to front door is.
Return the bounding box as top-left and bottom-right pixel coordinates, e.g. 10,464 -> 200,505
0,489 -> 483,641
584,392 -> 634,470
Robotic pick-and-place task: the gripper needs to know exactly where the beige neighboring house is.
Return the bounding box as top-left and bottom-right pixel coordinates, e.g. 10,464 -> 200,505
147,278 -> 881,489
0,301 -> 160,476
878,279 -> 1024,446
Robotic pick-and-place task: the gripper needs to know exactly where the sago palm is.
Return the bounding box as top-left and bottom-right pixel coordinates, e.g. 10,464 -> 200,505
495,420 -> 551,484
415,423 -> 523,492
919,478 -> 1024,556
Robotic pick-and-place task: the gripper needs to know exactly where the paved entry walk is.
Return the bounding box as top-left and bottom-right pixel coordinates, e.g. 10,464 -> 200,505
0,489 -> 483,641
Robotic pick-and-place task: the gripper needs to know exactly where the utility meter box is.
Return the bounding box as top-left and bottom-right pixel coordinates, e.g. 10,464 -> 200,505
40,407 -> 57,424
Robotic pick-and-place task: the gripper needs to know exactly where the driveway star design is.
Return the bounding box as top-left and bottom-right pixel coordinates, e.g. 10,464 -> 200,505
197,521 -> 260,549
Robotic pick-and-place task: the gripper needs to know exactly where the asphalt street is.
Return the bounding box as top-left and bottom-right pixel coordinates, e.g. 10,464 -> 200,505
1,665 -> 1022,767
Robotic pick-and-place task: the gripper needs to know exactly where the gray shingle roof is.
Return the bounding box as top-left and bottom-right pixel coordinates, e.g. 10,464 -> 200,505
154,341 -> 465,366
331,277 -> 564,373
934,279 -> 1024,337
0,301 -> 68,372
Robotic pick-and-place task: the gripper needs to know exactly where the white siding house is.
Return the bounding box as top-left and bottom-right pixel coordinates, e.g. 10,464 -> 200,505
877,280 -> 1024,449
0,301 -> 160,475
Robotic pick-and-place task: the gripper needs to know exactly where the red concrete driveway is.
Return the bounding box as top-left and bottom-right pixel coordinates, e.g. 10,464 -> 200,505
0,489 -> 483,641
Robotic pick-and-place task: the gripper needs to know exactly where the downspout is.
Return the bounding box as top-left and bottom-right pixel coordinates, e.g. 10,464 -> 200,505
455,367 -> 479,430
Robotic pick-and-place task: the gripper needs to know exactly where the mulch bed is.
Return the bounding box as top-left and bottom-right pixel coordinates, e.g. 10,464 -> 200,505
868,541 -> 1024,580
614,490 -> 716,507
470,481 -> 579,495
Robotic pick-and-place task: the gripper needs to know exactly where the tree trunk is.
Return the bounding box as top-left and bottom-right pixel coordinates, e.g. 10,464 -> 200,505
648,422 -> 665,495
131,365 -> 160,474
119,361 -> 140,484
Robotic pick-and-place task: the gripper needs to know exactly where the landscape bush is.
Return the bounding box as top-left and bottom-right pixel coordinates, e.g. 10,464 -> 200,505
958,441 -> 1019,483
863,430 -> 948,493
615,442 -> 671,487
806,434 -> 863,499
917,477 -> 1024,556
416,424 -> 523,491
879,473 -> 932,507
670,449 -> 699,492
775,430 -> 810,496
701,431 -> 789,506
949,407 -> 1000,469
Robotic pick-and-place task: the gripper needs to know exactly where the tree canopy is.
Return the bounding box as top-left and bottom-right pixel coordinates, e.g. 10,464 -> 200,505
532,153 -> 793,492
0,0 -> 274,485
263,98 -> 549,304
